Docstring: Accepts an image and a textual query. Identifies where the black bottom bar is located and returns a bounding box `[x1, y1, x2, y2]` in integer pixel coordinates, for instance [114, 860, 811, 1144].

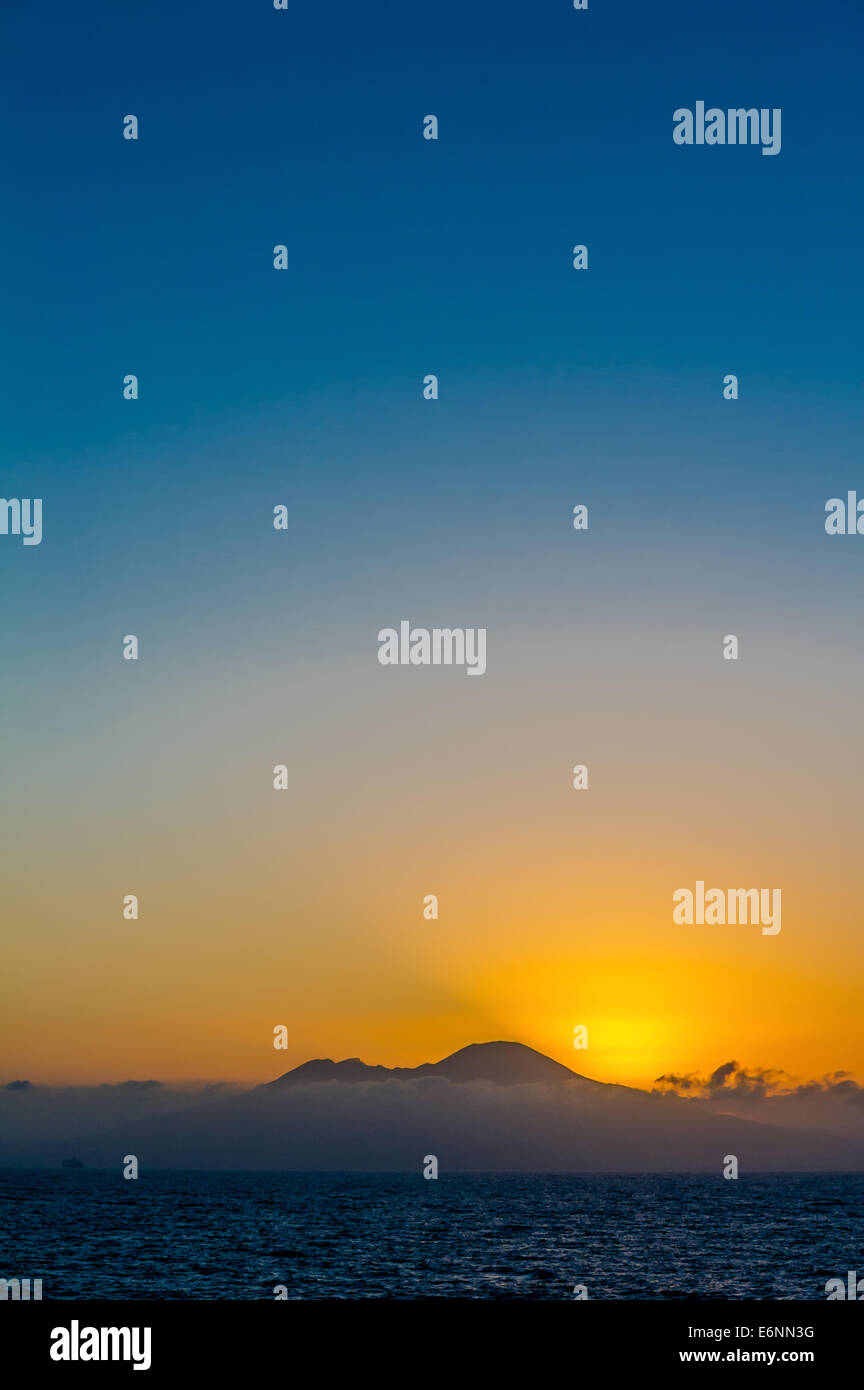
[8, 1300, 857, 1377]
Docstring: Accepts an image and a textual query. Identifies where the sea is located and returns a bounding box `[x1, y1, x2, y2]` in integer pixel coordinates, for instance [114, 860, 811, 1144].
[2, 1170, 861, 1300]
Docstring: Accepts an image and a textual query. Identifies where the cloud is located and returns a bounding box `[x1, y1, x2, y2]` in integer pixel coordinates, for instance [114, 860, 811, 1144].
[653, 1072, 701, 1091]
[98, 1079, 162, 1091]
[653, 1062, 864, 1104]
[27, 1074, 864, 1172]
[0, 1080, 239, 1148]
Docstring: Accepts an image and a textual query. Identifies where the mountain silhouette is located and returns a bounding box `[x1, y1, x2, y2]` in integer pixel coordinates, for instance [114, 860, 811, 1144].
[5, 1040, 864, 1172]
[268, 1041, 589, 1088]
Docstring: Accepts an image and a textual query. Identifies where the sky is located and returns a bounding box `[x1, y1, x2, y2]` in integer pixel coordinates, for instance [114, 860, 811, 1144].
[2, 0, 863, 1089]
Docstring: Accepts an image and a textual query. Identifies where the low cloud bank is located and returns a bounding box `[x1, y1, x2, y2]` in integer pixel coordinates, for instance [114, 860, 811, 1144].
[0, 1080, 236, 1147]
[4, 1073, 863, 1172]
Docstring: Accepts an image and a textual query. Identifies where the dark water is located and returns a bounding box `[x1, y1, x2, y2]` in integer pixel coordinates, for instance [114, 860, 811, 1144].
[2, 1170, 862, 1300]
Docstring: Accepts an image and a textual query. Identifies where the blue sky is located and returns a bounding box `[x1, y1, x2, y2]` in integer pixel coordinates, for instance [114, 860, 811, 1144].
[4, 0, 863, 780]
[3, 0, 862, 669]
[5, 0, 862, 456]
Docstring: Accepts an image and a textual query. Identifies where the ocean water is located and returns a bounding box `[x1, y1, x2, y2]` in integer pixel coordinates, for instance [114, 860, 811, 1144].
[2, 1170, 861, 1300]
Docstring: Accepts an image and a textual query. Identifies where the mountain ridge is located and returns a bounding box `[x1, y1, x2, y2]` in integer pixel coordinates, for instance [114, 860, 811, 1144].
[265, 1040, 593, 1089]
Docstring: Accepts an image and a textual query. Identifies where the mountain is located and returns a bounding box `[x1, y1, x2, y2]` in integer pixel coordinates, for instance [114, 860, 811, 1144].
[267, 1041, 588, 1088]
